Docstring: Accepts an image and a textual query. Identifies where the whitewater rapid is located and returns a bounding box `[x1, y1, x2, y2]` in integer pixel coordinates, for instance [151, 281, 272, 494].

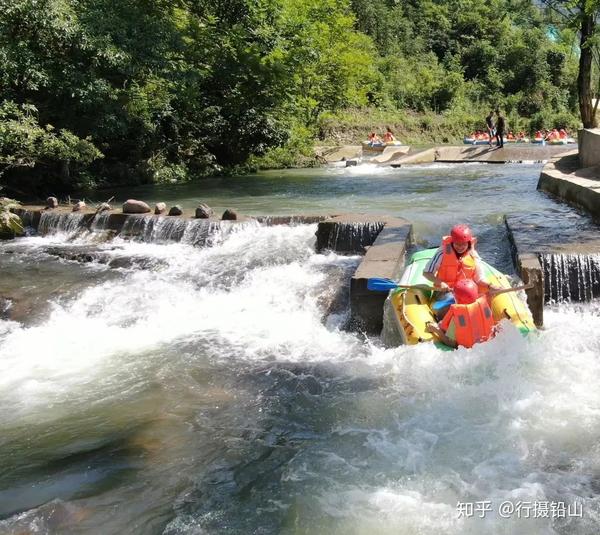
[1, 222, 599, 534]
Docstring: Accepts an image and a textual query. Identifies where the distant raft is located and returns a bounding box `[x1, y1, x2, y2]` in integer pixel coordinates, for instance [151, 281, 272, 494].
[362, 140, 403, 153]
[532, 137, 577, 145]
[382, 248, 536, 350]
[463, 137, 530, 145]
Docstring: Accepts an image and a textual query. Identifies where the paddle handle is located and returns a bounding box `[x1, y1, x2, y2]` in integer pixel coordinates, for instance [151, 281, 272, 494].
[366, 278, 435, 293]
[489, 284, 533, 296]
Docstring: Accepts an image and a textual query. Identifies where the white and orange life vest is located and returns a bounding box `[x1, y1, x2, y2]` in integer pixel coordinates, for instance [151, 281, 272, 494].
[436, 235, 479, 288]
[440, 296, 495, 348]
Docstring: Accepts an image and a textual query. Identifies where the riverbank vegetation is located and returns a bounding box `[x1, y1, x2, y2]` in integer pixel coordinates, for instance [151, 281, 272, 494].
[0, 0, 597, 194]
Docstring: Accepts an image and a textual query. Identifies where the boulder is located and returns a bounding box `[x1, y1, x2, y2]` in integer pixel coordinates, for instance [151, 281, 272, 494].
[46, 196, 58, 209]
[195, 203, 213, 218]
[72, 201, 86, 212]
[222, 209, 239, 220]
[168, 205, 183, 216]
[123, 199, 151, 214]
[154, 202, 167, 215]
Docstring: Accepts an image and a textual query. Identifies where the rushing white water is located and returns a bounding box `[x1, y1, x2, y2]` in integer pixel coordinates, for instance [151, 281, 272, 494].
[1, 219, 600, 533]
[0, 225, 360, 422]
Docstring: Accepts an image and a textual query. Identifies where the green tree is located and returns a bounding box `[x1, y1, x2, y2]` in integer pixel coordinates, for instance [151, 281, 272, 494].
[539, 0, 600, 127]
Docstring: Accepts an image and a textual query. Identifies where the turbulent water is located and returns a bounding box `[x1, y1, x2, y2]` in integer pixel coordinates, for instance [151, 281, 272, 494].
[1, 164, 600, 534]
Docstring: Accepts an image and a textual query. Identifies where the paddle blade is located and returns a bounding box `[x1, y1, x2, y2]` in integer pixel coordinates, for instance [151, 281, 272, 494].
[432, 294, 455, 311]
[367, 278, 399, 292]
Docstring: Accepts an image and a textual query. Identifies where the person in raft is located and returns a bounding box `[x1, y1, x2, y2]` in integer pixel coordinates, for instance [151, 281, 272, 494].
[422, 224, 501, 318]
[368, 131, 382, 145]
[425, 278, 495, 348]
[383, 127, 396, 143]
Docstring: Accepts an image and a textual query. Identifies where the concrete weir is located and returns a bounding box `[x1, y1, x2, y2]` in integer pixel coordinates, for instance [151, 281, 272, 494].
[505, 212, 600, 326]
[316, 214, 413, 333]
[389, 144, 575, 166]
[10, 206, 412, 334]
[11, 207, 330, 238]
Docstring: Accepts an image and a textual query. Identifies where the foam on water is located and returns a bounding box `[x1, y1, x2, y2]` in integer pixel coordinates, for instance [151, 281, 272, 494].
[0, 224, 363, 425]
[2, 222, 600, 533]
[291, 304, 600, 533]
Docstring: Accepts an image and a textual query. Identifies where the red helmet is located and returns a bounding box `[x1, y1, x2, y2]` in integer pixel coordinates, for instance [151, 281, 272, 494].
[450, 224, 473, 243]
[454, 279, 479, 304]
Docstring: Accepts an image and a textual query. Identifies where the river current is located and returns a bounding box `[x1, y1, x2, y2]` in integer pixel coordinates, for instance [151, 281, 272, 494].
[1, 163, 599, 534]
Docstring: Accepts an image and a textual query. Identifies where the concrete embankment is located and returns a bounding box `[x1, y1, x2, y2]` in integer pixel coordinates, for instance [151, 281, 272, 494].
[538, 129, 600, 219]
[523, 129, 600, 318]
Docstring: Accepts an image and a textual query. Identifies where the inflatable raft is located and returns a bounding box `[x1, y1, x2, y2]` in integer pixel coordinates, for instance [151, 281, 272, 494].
[463, 137, 491, 145]
[383, 249, 536, 350]
[362, 140, 402, 153]
[533, 137, 576, 145]
[464, 137, 530, 145]
[547, 137, 577, 145]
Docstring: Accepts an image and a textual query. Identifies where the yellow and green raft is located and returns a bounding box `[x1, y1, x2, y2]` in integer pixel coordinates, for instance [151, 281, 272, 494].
[382, 249, 536, 350]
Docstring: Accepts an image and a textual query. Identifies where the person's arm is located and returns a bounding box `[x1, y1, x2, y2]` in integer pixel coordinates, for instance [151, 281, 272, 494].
[471, 252, 502, 292]
[422, 249, 451, 291]
[425, 321, 457, 349]
[422, 271, 450, 291]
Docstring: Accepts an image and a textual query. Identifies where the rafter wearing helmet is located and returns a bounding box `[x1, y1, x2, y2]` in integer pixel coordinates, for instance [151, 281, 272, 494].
[425, 279, 496, 349]
[423, 224, 496, 293]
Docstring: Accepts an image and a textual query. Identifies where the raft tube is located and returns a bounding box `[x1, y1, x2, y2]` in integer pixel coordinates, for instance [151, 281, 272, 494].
[382, 248, 536, 350]
[362, 140, 403, 153]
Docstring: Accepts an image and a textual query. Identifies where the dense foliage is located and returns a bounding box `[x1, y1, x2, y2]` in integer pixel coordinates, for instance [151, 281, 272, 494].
[0, 196, 23, 238]
[0, 0, 594, 193]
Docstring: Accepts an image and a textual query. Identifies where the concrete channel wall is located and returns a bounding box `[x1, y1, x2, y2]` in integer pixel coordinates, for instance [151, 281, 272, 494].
[578, 128, 600, 168]
[384, 144, 575, 166]
[315, 214, 413, 333]
[504, 216, 545, 327]
[537, 132, 600, 219]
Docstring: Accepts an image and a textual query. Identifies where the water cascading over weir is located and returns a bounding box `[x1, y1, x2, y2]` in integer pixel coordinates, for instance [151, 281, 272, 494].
[539, 253, 600, 303]
[505, 211, 600, 323]
[10, 207, 413, 333]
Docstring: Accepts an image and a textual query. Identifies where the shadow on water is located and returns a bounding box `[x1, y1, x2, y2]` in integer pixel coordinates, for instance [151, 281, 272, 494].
[0, 433, 143, 520]
[166, 359, 387, 535]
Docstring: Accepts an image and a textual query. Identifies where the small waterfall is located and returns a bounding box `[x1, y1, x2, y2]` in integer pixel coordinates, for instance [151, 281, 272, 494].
[90, 211, 111, 232]
[316, 221, 385, 254]
[24, 209, 308, 249]
[180, 220, 224, 246]
[117, 216, 257, 246]
[37, 212, 88, 236]
[180, 219, 259, 247]
[150, 217, 188, 242]
[119, 215, 154, 240]
[540, 252, 600, 302]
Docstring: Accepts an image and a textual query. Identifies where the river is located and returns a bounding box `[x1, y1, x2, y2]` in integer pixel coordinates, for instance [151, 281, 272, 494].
[1, 163, 599, 534]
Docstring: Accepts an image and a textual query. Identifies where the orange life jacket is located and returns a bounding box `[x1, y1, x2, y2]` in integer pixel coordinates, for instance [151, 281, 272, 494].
[436, 235, 478, 288]
[440, 296, 495, 348]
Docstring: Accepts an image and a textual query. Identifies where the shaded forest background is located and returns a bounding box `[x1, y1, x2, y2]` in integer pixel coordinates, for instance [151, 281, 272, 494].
[0, 0, 592, 195]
